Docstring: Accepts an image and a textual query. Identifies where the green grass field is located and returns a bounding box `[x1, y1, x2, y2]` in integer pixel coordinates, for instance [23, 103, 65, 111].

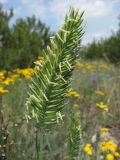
[0, 60, 120, 160]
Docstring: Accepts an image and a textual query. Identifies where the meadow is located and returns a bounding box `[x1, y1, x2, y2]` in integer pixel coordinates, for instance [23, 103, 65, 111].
[0, 7, 120, 160]
[0, 59, 120, 160]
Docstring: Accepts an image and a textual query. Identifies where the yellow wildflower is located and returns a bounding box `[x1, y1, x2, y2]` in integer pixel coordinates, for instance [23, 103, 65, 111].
[100, 128, 109, 137]
[96, 102, 109, 111]
[100, 128, 109, 133]
[37, 56, 44, 61]
[15, 68, 34, 80]
[11, 74, 20, 79]
[101, 140, 117, 152]
[85, 64, 93, 70]
[83, 143, 93, 156]
[76, 60, 84, 68]
[65, 89, 80, 98]
[0, 71, 5, 80]
[0, 86, 8, 93]
[114, 152, 120, 158]
[34, 56, 45, 64]
[106, 154, 114, 160]
[2, 73, 20, 85]
[2, 77, 15, 85]
[96, 90, 105, 96]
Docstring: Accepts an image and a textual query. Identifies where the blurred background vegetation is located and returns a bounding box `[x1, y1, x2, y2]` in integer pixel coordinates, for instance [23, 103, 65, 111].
[0, 4, 52, 70]
[0, 4, 120, 70]
[0, 4, 120, 160]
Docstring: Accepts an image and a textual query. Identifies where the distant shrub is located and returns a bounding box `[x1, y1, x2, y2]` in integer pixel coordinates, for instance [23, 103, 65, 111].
[81, 33, 120, 64]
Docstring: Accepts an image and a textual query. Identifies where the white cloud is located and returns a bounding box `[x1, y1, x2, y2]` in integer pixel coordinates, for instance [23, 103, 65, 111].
[92, 31, 106, 39]
[21, 0, 30, 4]
[26, 2, 46, 17]
[113, 0, 120, 3]
[21, 0, 44, 4]
[0, 0, 7, 3]
[81, 0, 112, 18]
[14, 0, 47, 19]
[49, 0, 113, 20]
[13, 0, 114, 22]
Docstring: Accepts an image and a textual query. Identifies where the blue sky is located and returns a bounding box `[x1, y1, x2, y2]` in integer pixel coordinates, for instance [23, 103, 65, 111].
[1, 0, 120, 44]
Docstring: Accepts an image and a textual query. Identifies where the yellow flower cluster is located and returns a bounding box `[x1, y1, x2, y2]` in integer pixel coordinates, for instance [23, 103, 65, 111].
[100, 127, 120, 159]
[100, 127, 109, 133]
[34, 56, 45, 65]
[0, 71, 5, 81]
[76, 60, 84, 68]
[96, 90, 105, 96]
[106, 153, 114, 160]
[76, 61, 94, 71]
[106, 152, 120, 160]
[85, 64, 94, 70]
[76, 60, 112, 72]
[83, 143, 93, 156]
[96, 102, 109, 111]
[37, 56, 44, 61]
[14, 68, 35, 80]
[65, 89, 80, 98]
[0, 68, 36, 94]
[101, 140, 117, 152]
[0, 86, 8, 93]
[2, 74, 20, 85]
[83, 136, 120, 159]
[0, 56, 43, 95]
[114, 152, 120, 158]
[100, 127, 110, 137]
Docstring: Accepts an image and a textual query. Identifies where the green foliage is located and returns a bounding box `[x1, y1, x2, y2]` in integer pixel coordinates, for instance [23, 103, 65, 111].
[104, 34, 120, 63]
[1, 61, 120, 159]
[68, 111, 81, 160]
[80, 40, 104, 59]
[26, 8, 84, 130]
[0, 4, 52, 70]
[81, 16, 120, 64]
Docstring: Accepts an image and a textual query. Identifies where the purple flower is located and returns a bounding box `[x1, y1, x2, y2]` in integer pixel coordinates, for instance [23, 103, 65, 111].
[90, 74, 98, 85]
